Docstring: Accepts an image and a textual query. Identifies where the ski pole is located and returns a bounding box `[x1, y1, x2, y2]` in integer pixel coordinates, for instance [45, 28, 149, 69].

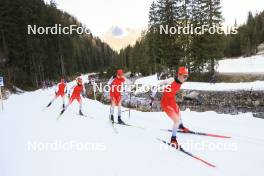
[0, 86, 3, 111]
[128, 91, 132, 119]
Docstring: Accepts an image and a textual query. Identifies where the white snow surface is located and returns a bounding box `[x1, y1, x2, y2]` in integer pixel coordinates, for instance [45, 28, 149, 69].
[182, 81, 264, 91]
[217, 54, 264, 73]
[1, 86, 264, 176]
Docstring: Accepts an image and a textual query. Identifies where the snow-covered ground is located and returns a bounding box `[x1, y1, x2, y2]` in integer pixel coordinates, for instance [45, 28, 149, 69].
[134, 54, 264, 93]
[134, 74, 264, 92]
[182, 81, 264, 91]
[1, 86, 264, 176]
[217, 54, 264, 73]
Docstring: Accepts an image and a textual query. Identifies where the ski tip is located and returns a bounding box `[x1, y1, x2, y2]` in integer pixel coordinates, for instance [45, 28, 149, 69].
[193, 155, 216, 168]
[179, 146, 217, 168]
[57, 112, 64, 120]
[156, 138, 166, 144]
[158, 138, 217, 168]
[207, 134, 232, 139]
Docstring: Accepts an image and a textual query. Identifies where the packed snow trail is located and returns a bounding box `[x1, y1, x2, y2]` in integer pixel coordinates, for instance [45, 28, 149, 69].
[0, 87, 264, 176]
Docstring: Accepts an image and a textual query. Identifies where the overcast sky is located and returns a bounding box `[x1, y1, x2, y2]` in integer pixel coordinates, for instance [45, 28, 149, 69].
[45, 0, 264, 36]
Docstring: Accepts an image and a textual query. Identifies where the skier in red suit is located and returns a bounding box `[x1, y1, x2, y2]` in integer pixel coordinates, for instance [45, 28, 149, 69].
[152, 67, 190, 148]
[108, 69, 131, 124]
[46, 78, 67, 108]
[60, 77, 86, 116]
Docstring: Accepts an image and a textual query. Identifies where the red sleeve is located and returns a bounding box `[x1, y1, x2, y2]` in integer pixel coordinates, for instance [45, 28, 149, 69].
[121, 77, 125, 83]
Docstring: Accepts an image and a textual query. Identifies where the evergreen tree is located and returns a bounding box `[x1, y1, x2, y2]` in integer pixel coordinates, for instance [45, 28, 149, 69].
[156, 0, 184, 71]
[191, 0, 224, 75]
[148, 1, 160, 73]
[0, 0, 117, 89]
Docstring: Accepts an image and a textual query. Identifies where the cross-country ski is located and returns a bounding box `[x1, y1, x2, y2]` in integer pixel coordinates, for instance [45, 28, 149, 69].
[161, 129, 231, 139]
[1, 0, 264, 176]
[157, 138, 216, 168]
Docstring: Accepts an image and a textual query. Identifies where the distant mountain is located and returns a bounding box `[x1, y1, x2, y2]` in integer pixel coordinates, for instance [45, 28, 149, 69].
[101, 26, 144, 51]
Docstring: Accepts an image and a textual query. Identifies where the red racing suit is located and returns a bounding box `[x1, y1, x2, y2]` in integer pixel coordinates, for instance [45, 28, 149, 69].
[56, 82, 67, 97]
[109, 76, 125, 105]
[161, 78, 182, 120]
[69, 84, 84, 104]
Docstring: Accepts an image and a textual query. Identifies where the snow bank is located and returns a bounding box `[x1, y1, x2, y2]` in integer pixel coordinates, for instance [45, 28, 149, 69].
[182, 81, 264, 91]
[218, 54, 264, 73]
[134, 74, 264, 91]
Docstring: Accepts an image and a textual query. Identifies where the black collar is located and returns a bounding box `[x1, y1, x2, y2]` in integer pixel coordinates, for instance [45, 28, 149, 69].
[174, 77, 182, 84]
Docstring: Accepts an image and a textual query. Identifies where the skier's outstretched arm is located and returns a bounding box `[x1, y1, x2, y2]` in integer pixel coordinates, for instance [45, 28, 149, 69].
[151, 77, 174, 98]
[157, 77, 174, 87]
